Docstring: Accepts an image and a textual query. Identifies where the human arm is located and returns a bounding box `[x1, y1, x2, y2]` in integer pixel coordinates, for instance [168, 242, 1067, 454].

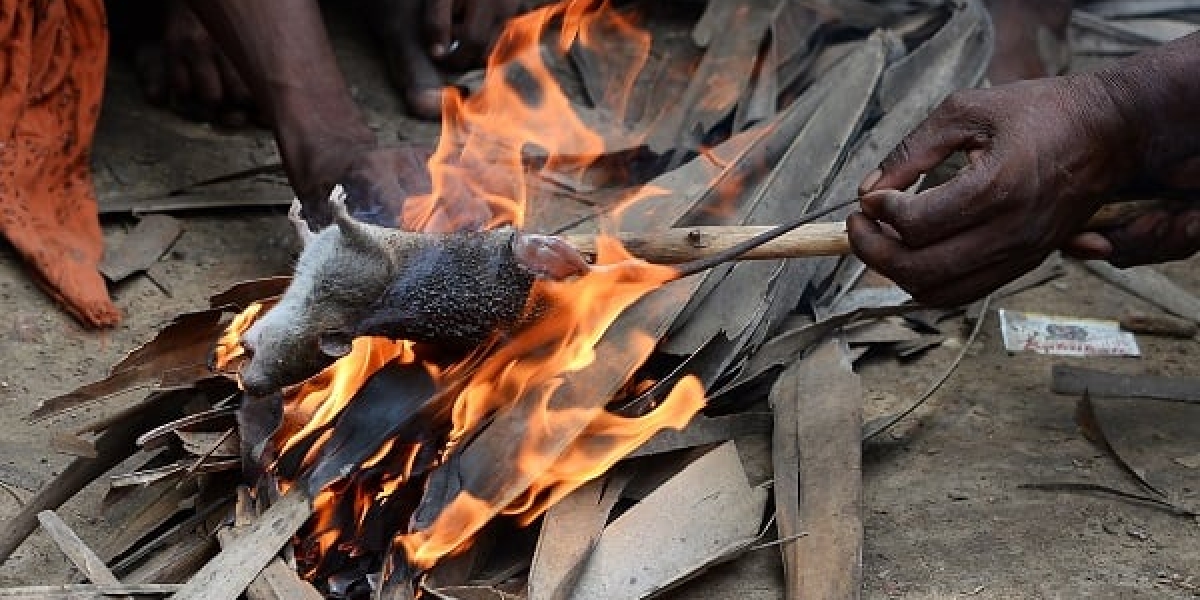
[184, 0, 427, 229]
[847, 32, 1200, 306]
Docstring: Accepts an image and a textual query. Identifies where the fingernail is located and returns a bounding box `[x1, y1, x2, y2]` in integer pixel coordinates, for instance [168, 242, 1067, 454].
[859, 190, 889, 217]
[861, 169, 882, 193]
[1067, 233, 1111, 260]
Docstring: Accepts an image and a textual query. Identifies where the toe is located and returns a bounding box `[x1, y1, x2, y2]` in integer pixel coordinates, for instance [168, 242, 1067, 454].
[406, 86, 444, 121]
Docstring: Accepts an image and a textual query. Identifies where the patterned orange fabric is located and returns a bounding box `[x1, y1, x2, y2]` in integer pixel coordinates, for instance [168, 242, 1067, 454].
[1, 0, 118, 327]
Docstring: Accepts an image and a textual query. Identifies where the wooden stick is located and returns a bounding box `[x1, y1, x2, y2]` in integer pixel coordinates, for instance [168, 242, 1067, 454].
[36, 511, 124, 592]
[560, 200, 1171, 265]
[561, 222, 848, 264]
[216, 487, 323, 600]
[123, 534, 217, 588]
[244, 560, 324, 600]
[0, 583, 180, 598]
[1085, 260, 1200, 323]
[0, 404, 176, 564]
[1119, 310, 1198, 338]
[1052, 365, 1200, 405]
[171, 488, 313, 600]
[770, 339, 864, 599]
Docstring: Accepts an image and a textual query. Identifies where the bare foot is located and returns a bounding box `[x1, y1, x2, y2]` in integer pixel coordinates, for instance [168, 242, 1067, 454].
[365, 0, 447, 121]
[985, 0, 1073, 84]
[135, 0, 258, 126]
[364, 0, 524, 121]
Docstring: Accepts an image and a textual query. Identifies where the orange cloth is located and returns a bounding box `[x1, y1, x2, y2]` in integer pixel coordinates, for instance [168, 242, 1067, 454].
[0, 0, 118, 327]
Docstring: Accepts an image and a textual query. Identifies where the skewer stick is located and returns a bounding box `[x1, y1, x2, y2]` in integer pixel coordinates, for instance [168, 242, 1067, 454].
[562, 222, 849, 263]
[561, 200, 1171, 265]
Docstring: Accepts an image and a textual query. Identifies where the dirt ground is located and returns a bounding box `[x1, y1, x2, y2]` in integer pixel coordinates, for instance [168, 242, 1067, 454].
[0, 7, 1197, 599]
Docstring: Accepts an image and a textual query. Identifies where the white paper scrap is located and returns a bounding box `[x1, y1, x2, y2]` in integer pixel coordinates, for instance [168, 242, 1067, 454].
[998, 309, 1140, 357]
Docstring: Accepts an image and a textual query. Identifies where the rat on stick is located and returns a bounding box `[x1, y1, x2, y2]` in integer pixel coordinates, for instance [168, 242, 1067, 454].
[234, 186, 857, 397]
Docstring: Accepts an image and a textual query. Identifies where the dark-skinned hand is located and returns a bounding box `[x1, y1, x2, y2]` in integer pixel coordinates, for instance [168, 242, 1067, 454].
[292, 143, 493, 233]
[847, 75, 1141, 307]
[1066, 208, 1200, 267]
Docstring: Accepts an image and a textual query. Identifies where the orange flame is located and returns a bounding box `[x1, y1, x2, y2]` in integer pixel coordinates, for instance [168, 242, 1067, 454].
[218, 0, 710, 584]
[212, 301, 266, 373]
[444, 237, 677, 445]
[404, 4, 625, 232]
[398, 374, 704, 568]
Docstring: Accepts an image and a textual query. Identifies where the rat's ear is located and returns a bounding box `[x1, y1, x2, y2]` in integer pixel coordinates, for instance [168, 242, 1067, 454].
[318, 330, 355, 359]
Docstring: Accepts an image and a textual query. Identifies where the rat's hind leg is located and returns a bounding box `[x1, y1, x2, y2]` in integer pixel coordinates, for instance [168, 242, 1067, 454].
[289, 198, 316, 247]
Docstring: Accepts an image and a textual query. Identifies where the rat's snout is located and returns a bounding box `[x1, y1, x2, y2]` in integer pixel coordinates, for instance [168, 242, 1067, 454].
[236, 329, 271, 396]
[240, 369, 272, 398]
[239, 330, 259, 360]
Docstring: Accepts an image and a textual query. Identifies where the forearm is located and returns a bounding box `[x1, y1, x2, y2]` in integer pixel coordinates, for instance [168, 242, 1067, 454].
[1092, 32, 1200, 192]
[184, 0, 375, 184]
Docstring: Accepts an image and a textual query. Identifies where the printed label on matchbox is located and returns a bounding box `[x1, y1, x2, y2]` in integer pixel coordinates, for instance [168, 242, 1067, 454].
[997, 309, 1140, 357]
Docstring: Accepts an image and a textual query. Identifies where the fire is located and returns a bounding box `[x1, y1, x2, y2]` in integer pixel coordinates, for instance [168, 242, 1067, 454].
[393, 373, 706, 571]
[217, 0, 710, 590]
[212, 301, 266, 373]
[401, 1, 646, 233]
[443, 238, 678, 445]
[506, 372, 706, 523]
[273, 337, 418, 459]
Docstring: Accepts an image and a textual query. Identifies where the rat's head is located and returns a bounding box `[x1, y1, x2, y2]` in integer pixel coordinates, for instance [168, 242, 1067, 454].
[238, 294, 346, 397]
[236, 187, 428, 396]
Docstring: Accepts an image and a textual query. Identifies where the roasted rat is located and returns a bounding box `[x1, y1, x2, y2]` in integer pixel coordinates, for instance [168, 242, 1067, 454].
[237, 187, 588, 396]
[236, 186, 855, 396]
